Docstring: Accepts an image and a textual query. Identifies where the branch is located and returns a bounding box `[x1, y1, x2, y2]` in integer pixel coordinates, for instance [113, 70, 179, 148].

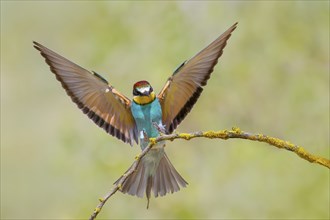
[89, 127, 330, 220]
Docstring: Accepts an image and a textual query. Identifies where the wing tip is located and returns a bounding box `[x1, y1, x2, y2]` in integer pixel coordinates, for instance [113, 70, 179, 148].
[231, 22, 238, 30]
[33, 41, 42, 51]
[224, 22, 238, 38]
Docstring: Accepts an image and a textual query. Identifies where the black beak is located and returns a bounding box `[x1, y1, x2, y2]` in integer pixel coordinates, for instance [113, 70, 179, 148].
[142, 91, 150, 96]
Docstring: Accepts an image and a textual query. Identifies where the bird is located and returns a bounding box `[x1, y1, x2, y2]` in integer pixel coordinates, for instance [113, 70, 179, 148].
[33, 22, 237, 208]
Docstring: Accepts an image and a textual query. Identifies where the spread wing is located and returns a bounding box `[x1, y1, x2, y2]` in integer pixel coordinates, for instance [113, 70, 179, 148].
[33, 42, 138, 145]
[158, 22, 237, 133]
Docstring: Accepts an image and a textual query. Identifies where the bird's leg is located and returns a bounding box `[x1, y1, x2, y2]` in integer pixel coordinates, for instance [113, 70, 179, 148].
[140, 130, 149, 142]
[152, 121, 166, 135]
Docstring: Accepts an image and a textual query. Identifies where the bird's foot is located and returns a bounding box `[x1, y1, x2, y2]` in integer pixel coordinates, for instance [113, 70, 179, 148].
[152, 122, 167, 135]
[140, 130, 149, 142]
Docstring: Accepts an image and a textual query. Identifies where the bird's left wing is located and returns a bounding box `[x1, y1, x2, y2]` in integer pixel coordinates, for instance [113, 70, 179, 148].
[158, 23, 237, 133]
[34, 42, 138, 145]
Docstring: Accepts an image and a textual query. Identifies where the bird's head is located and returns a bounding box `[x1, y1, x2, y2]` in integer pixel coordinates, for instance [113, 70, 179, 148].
[132, 80, 156, 105]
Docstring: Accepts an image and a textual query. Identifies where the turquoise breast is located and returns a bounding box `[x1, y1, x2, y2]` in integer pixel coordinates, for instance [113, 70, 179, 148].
[131, 98, 163, 149]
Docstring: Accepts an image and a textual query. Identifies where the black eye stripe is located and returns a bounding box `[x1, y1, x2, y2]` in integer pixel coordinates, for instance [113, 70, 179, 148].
[133, 88, 140, 96]
[132, 85, 153, 96]
[133, 88, 144, 96]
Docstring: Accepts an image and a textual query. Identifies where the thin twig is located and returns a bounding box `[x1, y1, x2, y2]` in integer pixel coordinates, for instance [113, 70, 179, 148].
[89, 141, 155, 220]
[89, 127, 330, 220]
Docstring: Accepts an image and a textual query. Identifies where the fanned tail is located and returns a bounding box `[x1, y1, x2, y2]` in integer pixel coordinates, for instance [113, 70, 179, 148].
[114, 152, 188, 208]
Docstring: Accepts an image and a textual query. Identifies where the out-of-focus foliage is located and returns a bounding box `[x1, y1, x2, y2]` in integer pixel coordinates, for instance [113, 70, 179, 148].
[1, 1, 329, 219]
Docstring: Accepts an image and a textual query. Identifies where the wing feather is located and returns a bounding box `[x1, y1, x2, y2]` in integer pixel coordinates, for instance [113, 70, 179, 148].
[34, 41, 138, 145]
[158, 23, 237, 133]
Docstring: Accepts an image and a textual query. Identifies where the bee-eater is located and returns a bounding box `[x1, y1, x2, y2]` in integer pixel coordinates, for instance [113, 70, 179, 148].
[34, 22, 237, 207]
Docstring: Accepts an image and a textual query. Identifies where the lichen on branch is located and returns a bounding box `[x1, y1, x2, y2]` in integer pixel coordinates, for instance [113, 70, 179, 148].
[89, 127, 329, 220]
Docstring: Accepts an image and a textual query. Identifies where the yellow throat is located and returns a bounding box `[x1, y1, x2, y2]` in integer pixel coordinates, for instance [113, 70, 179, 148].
[133, 92, 156, 105]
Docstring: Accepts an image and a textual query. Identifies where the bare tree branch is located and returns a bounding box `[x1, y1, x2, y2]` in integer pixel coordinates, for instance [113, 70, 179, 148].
[89, 127, 330, 220]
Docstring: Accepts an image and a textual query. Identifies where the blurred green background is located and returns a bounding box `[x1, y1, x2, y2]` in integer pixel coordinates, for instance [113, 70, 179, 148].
[1, 1, 329, 219]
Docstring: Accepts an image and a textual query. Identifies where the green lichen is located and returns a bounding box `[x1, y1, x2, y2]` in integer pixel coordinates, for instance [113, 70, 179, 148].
[203, 131, 217, 138]
[231, 126, 241, 134]
[149, 137, 157, 145]
[178, 133, 193, 140]
[94, 207, 101, 214]
[118, 184, 123, 191]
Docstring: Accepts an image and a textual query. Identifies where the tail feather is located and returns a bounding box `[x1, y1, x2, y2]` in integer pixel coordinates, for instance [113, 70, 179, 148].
[120, 161, 145, 198]
[146, 176, 153, 209]
[115, 152, 187, 207]
[136, 166, 146, 197]
[162, 153, 187, 193]
[156, 159, 166, 196]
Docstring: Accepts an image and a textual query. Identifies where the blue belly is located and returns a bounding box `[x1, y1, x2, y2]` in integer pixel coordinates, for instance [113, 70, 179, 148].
[131, 98, 163, 149]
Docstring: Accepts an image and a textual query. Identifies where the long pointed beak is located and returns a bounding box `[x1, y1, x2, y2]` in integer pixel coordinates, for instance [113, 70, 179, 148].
[142, 91, 150, 96]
